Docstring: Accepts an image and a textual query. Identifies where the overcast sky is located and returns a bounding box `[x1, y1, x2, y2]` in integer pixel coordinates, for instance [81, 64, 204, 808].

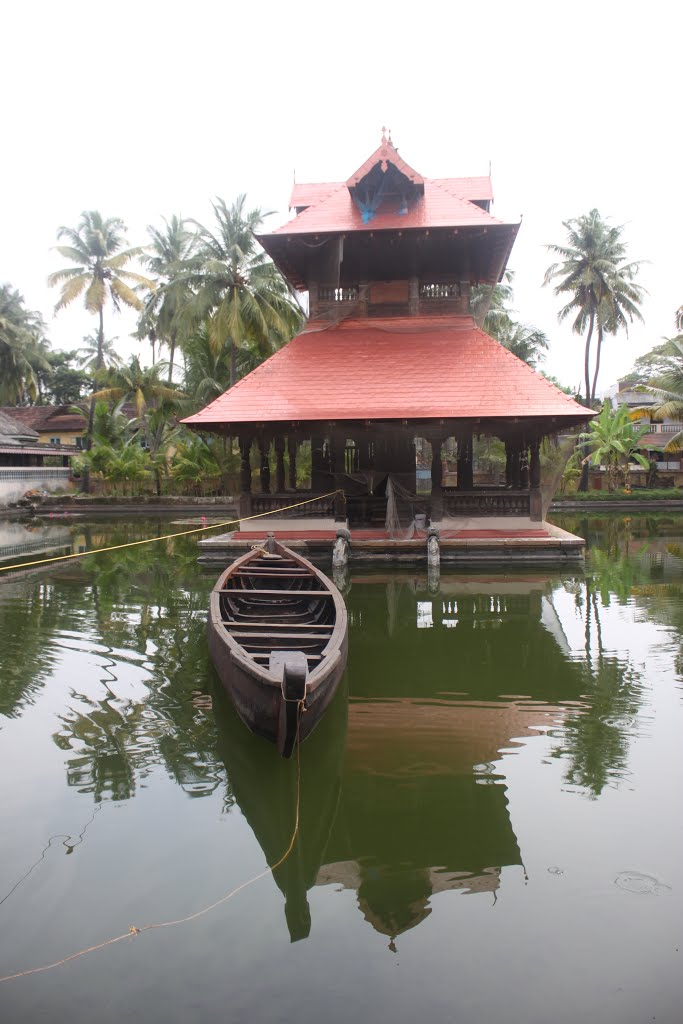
[3, 0, 680, 394]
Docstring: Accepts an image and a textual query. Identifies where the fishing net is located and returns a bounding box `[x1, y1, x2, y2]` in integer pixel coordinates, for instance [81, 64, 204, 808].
[384, 476, 427, 539]
[540, 430, 581, 520]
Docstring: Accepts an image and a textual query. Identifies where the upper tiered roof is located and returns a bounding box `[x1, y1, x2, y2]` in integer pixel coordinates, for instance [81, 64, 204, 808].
[258, 131, 518, 289]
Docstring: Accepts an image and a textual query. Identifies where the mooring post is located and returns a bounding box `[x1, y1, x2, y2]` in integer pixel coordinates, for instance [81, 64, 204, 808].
[332, 526, 350, 569]
[427, 524, 440, 593]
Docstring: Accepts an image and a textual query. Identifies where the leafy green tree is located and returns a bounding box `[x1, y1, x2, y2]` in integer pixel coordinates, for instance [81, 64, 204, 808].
[544, 209, 645, 406]
[177, 195, 303, 387]
[170, 433, 223, 495]
[34, 349, 91, 405]
[138, 215, 197, 381]
[572, 400, 650, 491]
[620, 336, 683, 389]
[0, 283, 50, 403]
[639, 335, 683, 451]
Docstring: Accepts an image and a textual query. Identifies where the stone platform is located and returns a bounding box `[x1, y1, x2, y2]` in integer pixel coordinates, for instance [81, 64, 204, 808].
[197, 516, 584, 568]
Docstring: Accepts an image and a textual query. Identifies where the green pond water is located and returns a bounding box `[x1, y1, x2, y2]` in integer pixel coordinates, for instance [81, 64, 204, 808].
[0, 514, 682, 1023]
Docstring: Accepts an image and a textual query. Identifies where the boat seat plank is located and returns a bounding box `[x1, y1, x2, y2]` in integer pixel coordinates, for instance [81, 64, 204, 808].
[225, 626, 331, 634]
[222, 622, 333, 630]
[232, 576, 313, 582]
[221, 589, 331, 597]
[250, 653, 323, 662]
[221, 620, 333, 630]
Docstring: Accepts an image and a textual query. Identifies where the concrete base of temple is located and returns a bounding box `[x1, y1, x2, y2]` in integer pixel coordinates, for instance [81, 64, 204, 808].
[197, 517, 584, 568]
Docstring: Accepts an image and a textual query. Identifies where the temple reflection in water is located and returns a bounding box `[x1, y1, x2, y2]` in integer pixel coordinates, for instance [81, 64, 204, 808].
[218, 572, 594, 944]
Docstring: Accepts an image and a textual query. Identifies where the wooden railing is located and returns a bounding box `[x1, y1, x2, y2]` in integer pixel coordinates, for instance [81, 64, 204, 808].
[443, 489, 530, 517]
[419, 282, 459, 300]
[249, 492, 337, 519]
[319, 286, 359, 303]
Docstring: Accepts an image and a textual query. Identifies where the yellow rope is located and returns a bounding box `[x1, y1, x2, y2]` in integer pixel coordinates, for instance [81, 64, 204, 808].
[0, 702, 305, 984]
[0, 491, 341, 576]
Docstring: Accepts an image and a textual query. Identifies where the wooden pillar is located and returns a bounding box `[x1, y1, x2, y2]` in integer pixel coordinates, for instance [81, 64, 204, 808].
[287, 435, 297, 490]
[330, 431, 347, 522]
[519, 440, 530, 489]
[274, 435, 285, 493]
[457, 434, 473, 490]
[239, 433, 253, 518]
[505, 440, 514, 488]
[529, 439, 542, 521]
[409, 276, 419, 316]
[239, 434, 252, 493]
[430, 435, 443, 520]
[309, 282, 319, 319]
[311, 433, 327, 491]
[258, 436, 271, 494]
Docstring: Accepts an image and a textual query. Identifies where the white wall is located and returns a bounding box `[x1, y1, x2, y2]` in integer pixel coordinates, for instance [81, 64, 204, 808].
[0, 467, 74, 505]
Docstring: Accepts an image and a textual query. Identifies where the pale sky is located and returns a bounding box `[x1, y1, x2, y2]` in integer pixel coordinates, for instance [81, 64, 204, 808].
[3, 0, 680, 394]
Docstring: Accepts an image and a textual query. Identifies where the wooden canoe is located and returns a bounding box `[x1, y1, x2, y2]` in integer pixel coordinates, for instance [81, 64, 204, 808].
[207, 538, 348, 757]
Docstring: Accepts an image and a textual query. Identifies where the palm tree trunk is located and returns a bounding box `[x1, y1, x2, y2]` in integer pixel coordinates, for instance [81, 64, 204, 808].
[584, 313, 594, 406]
[578, 314, 596, 492]
[590, 324, 604, 404]
[230, 342, 236, 389]
[168, 330, 176, 384]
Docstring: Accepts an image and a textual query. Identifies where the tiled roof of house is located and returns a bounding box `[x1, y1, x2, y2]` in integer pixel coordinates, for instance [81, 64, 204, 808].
[0, 405, 86, 432]
[183, 317, 589, 428]
[0, 411, 40, 443]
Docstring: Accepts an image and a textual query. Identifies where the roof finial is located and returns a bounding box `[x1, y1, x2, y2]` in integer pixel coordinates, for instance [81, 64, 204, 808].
[387, 128, 393, 147]
[381, 126, 388, 144]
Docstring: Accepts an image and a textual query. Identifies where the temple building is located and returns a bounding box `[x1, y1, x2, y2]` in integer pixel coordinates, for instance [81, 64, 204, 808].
[185, 132, 590, 552]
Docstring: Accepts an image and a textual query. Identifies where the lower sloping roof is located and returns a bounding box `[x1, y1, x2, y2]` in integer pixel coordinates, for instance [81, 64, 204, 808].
[0, 410, 40, 443]
[182, 316, 590, 429]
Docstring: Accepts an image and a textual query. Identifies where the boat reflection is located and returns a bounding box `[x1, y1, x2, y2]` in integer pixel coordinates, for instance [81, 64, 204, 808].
[212, 678, 348, 942]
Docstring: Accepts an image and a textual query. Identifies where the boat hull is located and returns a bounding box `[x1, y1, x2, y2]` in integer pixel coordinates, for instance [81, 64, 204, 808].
[207, 542, 348, 751]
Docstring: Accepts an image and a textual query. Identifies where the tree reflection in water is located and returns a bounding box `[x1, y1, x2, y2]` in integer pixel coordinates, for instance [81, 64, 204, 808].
[1, 514, 681, 947]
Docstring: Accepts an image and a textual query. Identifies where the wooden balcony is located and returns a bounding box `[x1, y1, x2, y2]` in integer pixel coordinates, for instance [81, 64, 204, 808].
[443, 490, 531, 517]
[310, 279, 468, 320]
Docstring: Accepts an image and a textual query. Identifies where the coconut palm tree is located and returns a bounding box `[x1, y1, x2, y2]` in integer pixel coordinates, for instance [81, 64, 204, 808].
[48, 213, 152, 489]
[76, 332, 123, 377]
[93, 355, 185, 421]
[177, 195, 304, 387]
[0, 284, 50, 403]
[497, 322, 549, 368]
[545, 210, 645, 406]
[48, 212, 151, 373]
[138, 216, 197, 382]
[591, 264, 646, 403]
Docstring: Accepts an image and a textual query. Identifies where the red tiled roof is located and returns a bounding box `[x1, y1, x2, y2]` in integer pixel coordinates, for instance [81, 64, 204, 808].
[289, 182, 341, 209]
[269, 179, 500, 237]
[183, 317, 590, 427]
[289, 176, 493, 213]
